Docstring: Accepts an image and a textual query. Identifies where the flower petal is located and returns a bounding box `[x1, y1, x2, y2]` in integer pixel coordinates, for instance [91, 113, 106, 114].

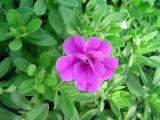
[102, 56, 118, 69]
[101, 68, 115, 80]
[63, 34, 85, 55]
[73, 62, 88, 90]
[74, 53, 95, 71]
[86, 37, 112, 55]
[56, 55, 78, 81]
[73, 62, 100, 92]
[88, 50, 106, 61]
[74, 53, 88, 63]
[101, 56, 118, 80]
[86, 79, 100, 92]
[92, 61, 106, 76]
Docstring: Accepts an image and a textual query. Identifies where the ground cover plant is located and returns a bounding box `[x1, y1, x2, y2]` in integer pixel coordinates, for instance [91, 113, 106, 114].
[0, 0, 160, 120]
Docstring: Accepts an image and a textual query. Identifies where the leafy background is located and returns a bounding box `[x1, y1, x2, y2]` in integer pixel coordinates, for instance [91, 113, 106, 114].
[0, 0, 160, 120]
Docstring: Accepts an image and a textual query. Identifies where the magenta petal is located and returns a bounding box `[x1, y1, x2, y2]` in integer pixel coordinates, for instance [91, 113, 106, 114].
[86, 37, 112, 55]
[92, 61, 105, 76]
[102, 56, 118, 69]
[86, 37, 101, 51]
[73, 62, 88, 90]
[73, 62, 100, 92]
[74, 53, 88, 63]
[56, 55, 78, 81]
[101, 68, 115, 80]
[99, 41, 112, 55]
[88, 50, 106, 60]
[75, 80, 87, 91]
[101, 56, 118, 80]
[74, 53, 95, 71]
[86, 80, 100, 92]
[86, 73, 100, 92]
[63, 34, 85, 55]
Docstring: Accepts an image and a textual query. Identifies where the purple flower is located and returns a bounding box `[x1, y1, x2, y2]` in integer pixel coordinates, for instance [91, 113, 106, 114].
[56, 35, 118, 92]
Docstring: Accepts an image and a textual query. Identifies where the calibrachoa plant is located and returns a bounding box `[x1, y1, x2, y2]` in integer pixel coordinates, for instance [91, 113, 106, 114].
[0, 0, 160, 120]
[56, 35, 118, 92]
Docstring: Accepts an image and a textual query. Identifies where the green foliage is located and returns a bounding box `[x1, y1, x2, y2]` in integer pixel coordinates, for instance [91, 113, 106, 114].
[0, 57, 11, 78]
[0, 0, 160, 119]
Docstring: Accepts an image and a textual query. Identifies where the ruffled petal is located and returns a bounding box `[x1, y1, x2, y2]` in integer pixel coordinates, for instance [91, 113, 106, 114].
[74, 53, 88, 63]
[86, 79, 100, 92]
[73, 62, 100, 92]
[92, 61, 106, 76]
[63, 34, 85, 55]
[88, 50, 106, 61]
[101, 56, 118, 80]
[56, 55, 78, 81]
[102, 56, 118, 69]
[101, 68, 115, 80]
[86, 37, 101, 51]
[74, 53, 95, 71]
[86, 37, 112, 55]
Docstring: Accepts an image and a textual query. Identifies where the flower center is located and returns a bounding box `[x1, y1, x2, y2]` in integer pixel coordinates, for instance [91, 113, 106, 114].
[85, 54, 92, 60]
[82, 54, 94, 64]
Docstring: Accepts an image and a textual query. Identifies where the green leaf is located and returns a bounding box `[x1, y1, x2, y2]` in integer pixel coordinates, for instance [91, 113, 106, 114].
[75, 92, 97, 102]
[39, 52, 51, 70]
[19, 78, 35, 94]
[26, 104, 49, 120]
[141, 39, 160, 54]
[107, 75, 127, 93]
[86, 0, 96, 12]
[0, 87, 3, 94]
[20, 0, 33, 7]
[35, 83, 45, 94]
[0, 28, 9, 41]
[2, 0, 14, 10]
[27, 64, 37, 77]
[100, 12, 127, 27]
[153, 68, 160, 86]
[81, 109, 98, 120]
[6, 9, 22, 27]
[62, 83, 79, 97]
[58, 92, 78, 119]
[111, 91, 132, 108]
[5, 85, 16, 93]
[108, 98, 121, 118]
[141, 31, 158, 42]
[0, 57, 11, 78]
[47, 111, 62, 120]
[138, 55, 160, 68]
[138, 65, 153, 91]
[9, 38, 22, 51]
[57, 0, 79, 7]
[26, 18, 42, 33]
[48, 7, 64, 33]
[26, 33, 56, 46]
[124, 104, 137, 120]
[0, 108, 20, 120]
[13, 58, 31, 72]
[18, 7, 34, 24]
[34, 0, 47, 15]
[126, 73, 144, 97]
[93, 4, 107, 28]
[143, 104, 152, 120]
[44, 74, 56, 86]
[148, 94, 160, 113]
[127, 7, 142, 19]
[0, 93, 19, 109]
[11, 91, 31, 110]
[43, 87, 55, 101]
[149, 56, 160, 67]
[59, 6, 79, 30]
